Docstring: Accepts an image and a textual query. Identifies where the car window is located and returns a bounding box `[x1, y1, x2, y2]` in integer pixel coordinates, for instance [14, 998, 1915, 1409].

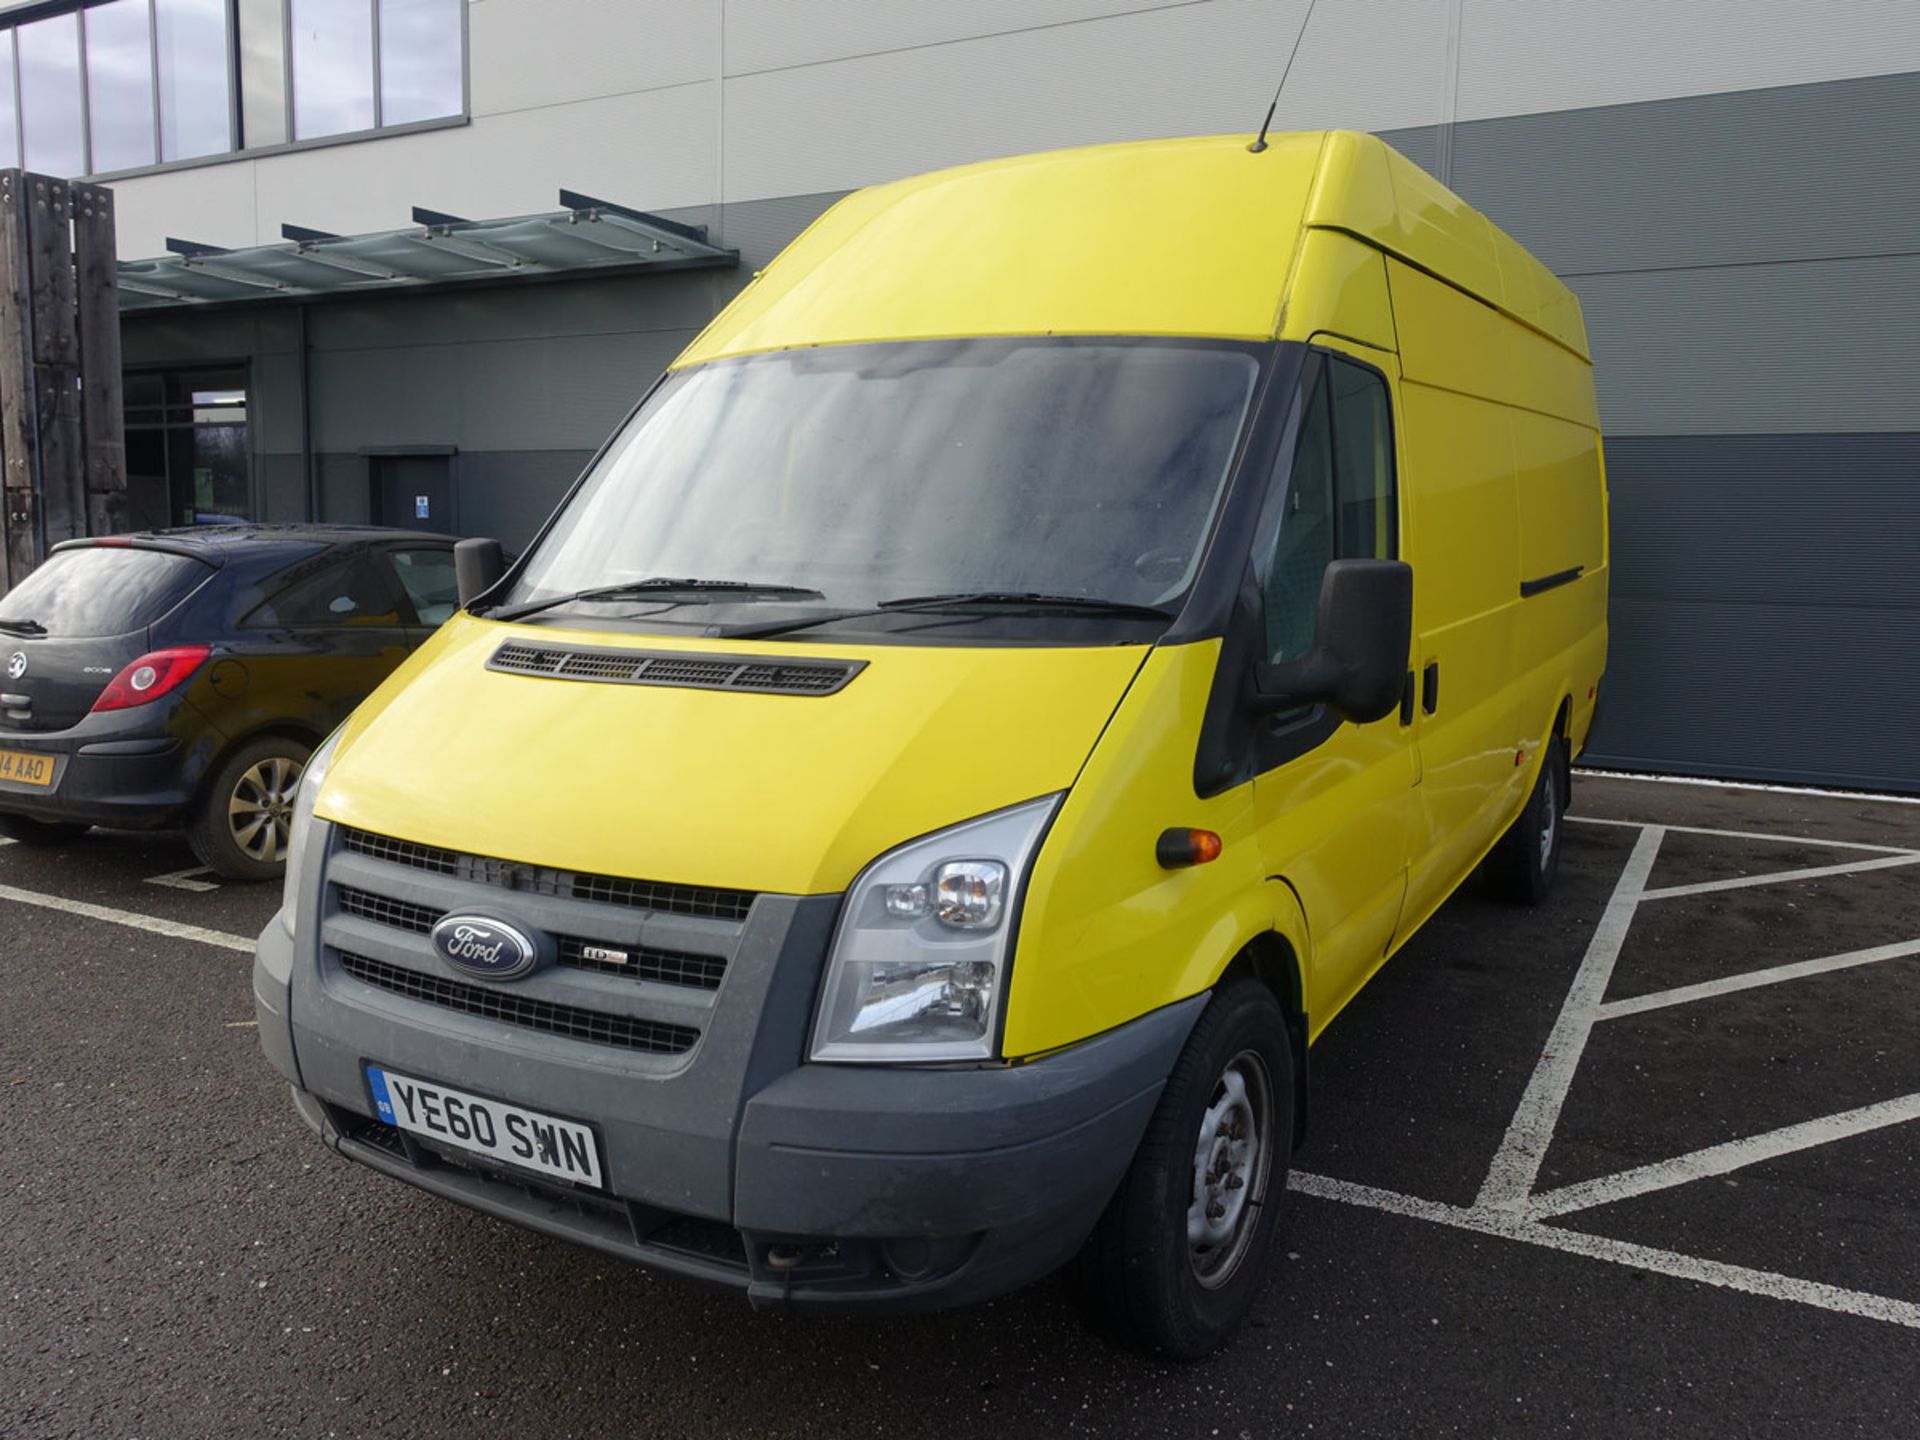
[1256, 355, 1400, 666]
[1329, 357, 1397, 561]
[247, 554, 405, 628]
[0, 547, 210, 638]
[1259, 368, 1334, 664]
[389, 548, 460, 626]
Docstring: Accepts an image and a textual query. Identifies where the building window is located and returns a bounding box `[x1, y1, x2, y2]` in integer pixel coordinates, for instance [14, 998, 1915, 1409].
[83, 0, 157, 173]
[17, 11, 85, 178]
[156, 0, 235, 161]
[124, 367, 251, 529]
[290, 0, 374, 139]
[0, 0, 465, 180]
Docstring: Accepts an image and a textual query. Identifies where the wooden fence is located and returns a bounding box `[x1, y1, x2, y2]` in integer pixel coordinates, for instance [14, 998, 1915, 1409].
[0, 170, 124, 592]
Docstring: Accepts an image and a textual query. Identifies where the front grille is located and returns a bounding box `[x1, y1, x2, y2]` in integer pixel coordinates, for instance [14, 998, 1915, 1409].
[335, 885, 728, 991]
[556, 937, 726, 989]
[339, 828, 756, 922]
[343, 828, 459, 876]
[488, 641, 864, 698]
[337, 887, 435, 933]
[338, 952, 700, 1054]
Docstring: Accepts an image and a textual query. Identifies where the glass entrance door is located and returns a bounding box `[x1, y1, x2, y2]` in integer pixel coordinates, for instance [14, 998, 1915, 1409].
[123, 367, 251, 528]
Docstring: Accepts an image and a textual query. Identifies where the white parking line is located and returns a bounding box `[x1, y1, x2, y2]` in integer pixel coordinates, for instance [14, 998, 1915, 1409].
[1597, 939, 1920, 1019]
[1641, 853, 1920, 900]
[1524, 1093, 1920, 1220]
[1290, 1170, 1920, 1330]
[0, 881, 253, 952]
[1575, 768, 1920, 806]
[145, 865, 221, 893]
[1315, 811, 1920, 1331]
[1569, 814, 1920, 857]
[1476, 825, 1665, 1211]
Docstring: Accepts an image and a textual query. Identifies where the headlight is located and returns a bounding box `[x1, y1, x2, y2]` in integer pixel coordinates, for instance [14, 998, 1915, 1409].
[280, 728, 342, 938]
[810, 795, 1059, 1064]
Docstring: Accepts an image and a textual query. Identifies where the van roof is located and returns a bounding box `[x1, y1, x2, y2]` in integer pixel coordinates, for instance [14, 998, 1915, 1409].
[676, 131, 1589, 369]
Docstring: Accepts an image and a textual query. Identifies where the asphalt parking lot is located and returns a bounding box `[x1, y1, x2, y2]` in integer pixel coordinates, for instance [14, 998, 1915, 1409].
[3, 775, 1917, 1438]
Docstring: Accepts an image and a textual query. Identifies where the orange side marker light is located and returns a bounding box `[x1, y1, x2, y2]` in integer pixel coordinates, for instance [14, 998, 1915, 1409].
[1156, 828, 1223, 869]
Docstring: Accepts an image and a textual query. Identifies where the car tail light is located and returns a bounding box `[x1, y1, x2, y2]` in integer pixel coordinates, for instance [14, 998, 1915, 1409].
[90, 646, 210, 712]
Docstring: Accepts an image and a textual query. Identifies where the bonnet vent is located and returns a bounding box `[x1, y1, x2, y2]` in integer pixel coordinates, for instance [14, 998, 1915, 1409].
[489, 642, 864, 696]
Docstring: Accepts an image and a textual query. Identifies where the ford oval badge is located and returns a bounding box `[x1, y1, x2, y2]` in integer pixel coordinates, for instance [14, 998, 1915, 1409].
[430, 914, 540, 980]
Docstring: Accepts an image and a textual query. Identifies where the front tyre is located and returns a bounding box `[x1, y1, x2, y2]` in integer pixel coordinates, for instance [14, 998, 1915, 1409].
[1074, 979, 1295, 1359]
[189, 736, 312, 881]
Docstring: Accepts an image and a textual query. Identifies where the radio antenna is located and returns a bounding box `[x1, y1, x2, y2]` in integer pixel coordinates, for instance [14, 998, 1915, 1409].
[1248, 0, 1319, 153]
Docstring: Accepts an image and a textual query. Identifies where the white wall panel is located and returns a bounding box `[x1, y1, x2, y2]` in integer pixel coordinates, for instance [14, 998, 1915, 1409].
[469, 0, 715, 116]
[723, 0, 1181, 75]
[722, 0, 1451, 202]
[1457, 0, 1920, 121]
[246, 84, 718, 255]
[110, 156, 260, 258]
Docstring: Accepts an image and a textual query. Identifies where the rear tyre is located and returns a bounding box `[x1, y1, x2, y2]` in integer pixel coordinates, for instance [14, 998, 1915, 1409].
[1488, 734, 1566, 905]
[0, 813, 90, 845]
[1073, 979, 1294, 1360]
[189, 736, 312, 882]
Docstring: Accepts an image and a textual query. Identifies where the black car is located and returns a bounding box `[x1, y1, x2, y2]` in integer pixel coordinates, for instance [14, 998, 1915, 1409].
[0, 526, 459, 879]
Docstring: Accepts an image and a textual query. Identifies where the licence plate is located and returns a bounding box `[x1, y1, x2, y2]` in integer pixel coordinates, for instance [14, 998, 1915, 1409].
[365, 1065, 603, 1188]
[0, 748, 54, 788]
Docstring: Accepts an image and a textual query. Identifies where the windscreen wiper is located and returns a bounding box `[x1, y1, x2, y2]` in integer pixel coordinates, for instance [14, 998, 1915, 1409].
[484, 578, 826, 625]
[725, 590, 1175, 640]
[0, 617, 46, 636]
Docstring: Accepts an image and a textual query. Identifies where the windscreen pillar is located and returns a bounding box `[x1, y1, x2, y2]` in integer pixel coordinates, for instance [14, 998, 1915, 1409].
[0, 172, 126, 593]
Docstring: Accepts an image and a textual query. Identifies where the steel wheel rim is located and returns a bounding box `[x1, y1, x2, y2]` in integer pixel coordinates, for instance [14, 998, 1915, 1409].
[1187, 1048, 1275, 1289]
[228, 754, 304, 863]
[1539, 763, 1558, 871]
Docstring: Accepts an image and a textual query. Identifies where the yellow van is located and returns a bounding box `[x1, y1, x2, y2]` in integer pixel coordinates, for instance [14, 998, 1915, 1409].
[254, 131, 1606, 1357]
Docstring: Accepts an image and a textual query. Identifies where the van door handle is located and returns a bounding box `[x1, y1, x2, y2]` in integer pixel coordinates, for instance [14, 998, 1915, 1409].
[1399, 671, 1415, 727]
[1422, 660, 1440, 715]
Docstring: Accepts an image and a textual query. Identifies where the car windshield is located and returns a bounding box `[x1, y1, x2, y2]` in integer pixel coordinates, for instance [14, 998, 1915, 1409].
[505, 338, 1263, 630]
[0, 546, 209, 638]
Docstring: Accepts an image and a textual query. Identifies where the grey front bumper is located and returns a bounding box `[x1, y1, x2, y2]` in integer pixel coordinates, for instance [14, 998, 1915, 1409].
[256, 907, 1204, 1310]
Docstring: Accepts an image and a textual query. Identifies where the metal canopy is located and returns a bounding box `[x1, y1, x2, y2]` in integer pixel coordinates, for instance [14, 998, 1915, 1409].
[118, 191, 737, 312]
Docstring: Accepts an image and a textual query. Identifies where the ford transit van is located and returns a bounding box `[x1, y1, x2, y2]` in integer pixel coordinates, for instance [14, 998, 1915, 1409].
[254, 131, 1607, 1357]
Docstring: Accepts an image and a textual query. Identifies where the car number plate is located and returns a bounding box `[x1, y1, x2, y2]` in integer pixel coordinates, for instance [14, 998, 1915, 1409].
[365, 1065, 603, 1188]
[0, 748, 54, 788]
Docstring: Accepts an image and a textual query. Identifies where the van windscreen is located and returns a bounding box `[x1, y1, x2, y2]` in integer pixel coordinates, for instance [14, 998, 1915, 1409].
[0, 546, 210, 638]
[507, 338, 1262, 627]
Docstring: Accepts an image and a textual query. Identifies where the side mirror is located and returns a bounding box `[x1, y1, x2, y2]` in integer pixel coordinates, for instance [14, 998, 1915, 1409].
[1250, 559, 1412, 724]
[454, 537, 506, 609]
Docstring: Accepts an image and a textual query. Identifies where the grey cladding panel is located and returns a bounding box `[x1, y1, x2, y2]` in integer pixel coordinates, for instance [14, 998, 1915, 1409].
[1607, 435, 1920, 609]
[1585, 596, 1920, 792]
[309, 329, 695, 454]
[1445, 70, 1920, 275]
[454, 450, 596, 549]
[254, 453, 307, 524]
[1589, 431, 1920, 793]
[1574, 253, 1920, 436]
[306, 270, 724, 351]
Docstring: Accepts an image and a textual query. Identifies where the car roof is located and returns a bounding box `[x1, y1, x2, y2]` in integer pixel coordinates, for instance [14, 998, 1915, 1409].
[54, 524, 458, 565]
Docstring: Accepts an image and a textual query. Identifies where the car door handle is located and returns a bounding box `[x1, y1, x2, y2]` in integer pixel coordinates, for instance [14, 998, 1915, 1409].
[1422, 660, 1440, 715]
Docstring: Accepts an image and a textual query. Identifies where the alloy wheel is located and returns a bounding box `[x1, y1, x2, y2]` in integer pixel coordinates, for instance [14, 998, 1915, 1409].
[228, 755, 303, 863]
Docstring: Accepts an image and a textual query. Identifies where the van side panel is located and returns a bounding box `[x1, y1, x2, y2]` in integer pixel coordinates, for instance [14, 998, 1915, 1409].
[1388, 259, 1528, 921]
[1002, 642, 1304, 1059]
